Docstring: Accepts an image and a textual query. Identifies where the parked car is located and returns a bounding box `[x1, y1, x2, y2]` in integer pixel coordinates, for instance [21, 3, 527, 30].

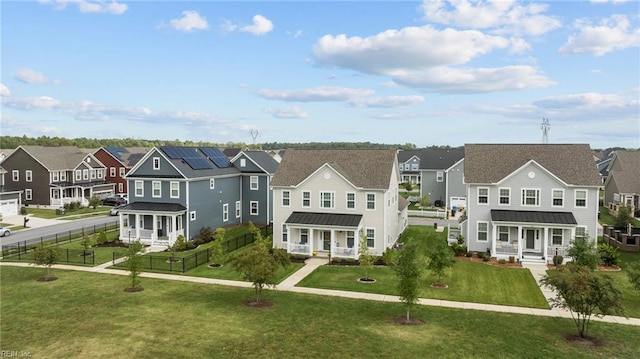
[0, 227, 11, 237]
[102, 196, 126, 206]
[110, 204, 126, 216]
[115, 194, 129, 203]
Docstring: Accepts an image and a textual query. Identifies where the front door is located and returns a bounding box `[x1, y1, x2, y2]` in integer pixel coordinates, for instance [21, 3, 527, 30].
[323, 231, 331, 251]
[525, 229, 538, 251]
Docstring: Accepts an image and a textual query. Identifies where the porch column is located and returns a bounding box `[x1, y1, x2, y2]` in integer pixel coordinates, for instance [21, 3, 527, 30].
[135, 213, 141, 241]
[330, 229, 336, 257]
[517, 225, 523, 260]
[152, 214, 158, 243]
[309, 228, 314, 256]
[354, 226, 362, 260]
[543, 227, 549, 262]
[285, 224, 291, 254]
[491, 223, 497, 256]
[118, 213, 124, 240]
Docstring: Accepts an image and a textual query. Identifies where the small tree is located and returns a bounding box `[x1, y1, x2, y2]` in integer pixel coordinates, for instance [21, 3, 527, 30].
[614, 206, 632, 229]
[88, 195, 101, 209]
[540, 265, 626, 338]
[393, 241, 422, 322]
[95, 230, 108, 245]
[167, 235, 185, 263]
[358, 229, 375, 281]
[229, 223, 290, 304]
[80, 234, 95, 255]
[126, 240, 144, 291]
[567, 236, 599, 270]
[403, 182, 413, 192]
[419, 194, 431, 208]
[427, 238, 455, 286]
[209, 228, 227, 266]
[597, 242, 619, 267]
[33, 245, 60, 281]
[627, 260, 640, 291]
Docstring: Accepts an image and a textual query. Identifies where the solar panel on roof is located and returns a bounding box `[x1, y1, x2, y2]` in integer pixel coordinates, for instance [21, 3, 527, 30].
[183, 157, 213, 170]
[163, 147, 198, 159]
[105, 146, 128, 161]
[200, 147, 231, 168]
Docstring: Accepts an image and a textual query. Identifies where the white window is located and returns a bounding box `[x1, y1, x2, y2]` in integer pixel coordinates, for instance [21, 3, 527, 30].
[75, 170, 81, 181]
[282, 224, 288, 242]
[477, 222, 488, 242]
[210, 178, 215, 189]
[300, 229, 309, 244]
[223, 203, 229, 222]
[575, 190, 587, 208]
[12, 170, 18, 181]
[575, 226, 587, 240]
[521, 189, 540, 206]
[436, 171, 444, 182]
[153, 157, 160, 170]
[83, 169, 89, 180]
[240, 158, 246, 167]
[118, 183, 123, 193]
[135, 180, 144, 197]
[552, 189, 564, 207]
[25, 189, 32, 200]
[411, 164, 418, 170]
[498, 226, 509, 241]
[97, 169, 103, 179]
[110, 167, 116, 177]
[119, 167, 126, 177]
[190, 211, 196, 221]
[366, 193, 376, 210]
[52, 171, 59, 182]
[250, 176, 258, 190]
[25, 170, 32, 182]
[235, 201, 241, 218]
[282, 191, 290, 207]
[60, 171, 66, 181]
[347, 231, 355, 248]
[346, 192, 356, 209]
[170, 181, 179, 198]
[478, 187, 488, 204]
[152, 181, 161, 197]
[552, 229, 563, 245]
[366, 228, 375, 248]
[499, 188, 510, 205]
[302, 191, 311, 207]
[90, 169, 96, 179]
[320, 192, 335, 209]
[250, 201, 259, 215]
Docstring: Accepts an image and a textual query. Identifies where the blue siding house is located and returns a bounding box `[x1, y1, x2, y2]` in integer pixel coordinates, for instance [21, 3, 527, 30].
[230, 150, 279, 225]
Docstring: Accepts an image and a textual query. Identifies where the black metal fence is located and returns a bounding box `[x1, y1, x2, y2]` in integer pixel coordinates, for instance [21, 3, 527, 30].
[4, 247, 95, 265]
[1, 221, 119, 258]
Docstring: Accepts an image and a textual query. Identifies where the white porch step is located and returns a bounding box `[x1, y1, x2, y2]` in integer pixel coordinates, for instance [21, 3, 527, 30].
[520, 255, 546, 264]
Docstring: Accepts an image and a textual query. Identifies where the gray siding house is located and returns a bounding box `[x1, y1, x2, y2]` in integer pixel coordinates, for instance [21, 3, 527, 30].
[230, 150, 280, 225]
[603, 150, 640, 217]
[462, 144, 601, 264]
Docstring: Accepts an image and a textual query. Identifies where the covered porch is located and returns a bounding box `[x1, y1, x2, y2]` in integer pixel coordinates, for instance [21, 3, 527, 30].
[117, 202, 187, 247]
[50, 182, 114, 207]
[490, 209, 578, 263]
[285, 212, 363, 259]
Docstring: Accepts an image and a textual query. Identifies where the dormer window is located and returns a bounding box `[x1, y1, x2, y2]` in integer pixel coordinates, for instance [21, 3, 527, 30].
[153, 157, 160, 170]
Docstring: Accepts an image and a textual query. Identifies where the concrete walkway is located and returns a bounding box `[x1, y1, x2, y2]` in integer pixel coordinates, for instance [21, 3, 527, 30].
[2, 259, 639, 327]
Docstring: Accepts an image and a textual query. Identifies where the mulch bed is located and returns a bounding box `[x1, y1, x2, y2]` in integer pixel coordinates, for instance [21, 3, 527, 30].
[430, 282, 448, 288]
[456, 256, 522, 268]
[93, 242, 129, 248]
[208, 263, 223, 268]
[393, 317, 425, 325]
[547, 264, 621, 271]
[358, 277, 376, 283]
[564, 334, 606, 347]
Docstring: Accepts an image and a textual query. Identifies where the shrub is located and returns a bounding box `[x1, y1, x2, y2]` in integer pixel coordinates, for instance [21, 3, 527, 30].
[465, 252, 473, 258]
[95, 231, 108, 245]
[567, 236, 599, 270]
[184, 242, 197, 251]
[498, 259, 506, 264]
[508, 256, 515, 264]
[598, 242, 619, 267]
[20, 207, 28, 215]
[614, 206, 632, 229]
[198, 226, 214, 243]
[382, 248, 394, 266]
[482, 254, 490, 262]
[173, 235, 186, 252]
[553, 255, 564, 267]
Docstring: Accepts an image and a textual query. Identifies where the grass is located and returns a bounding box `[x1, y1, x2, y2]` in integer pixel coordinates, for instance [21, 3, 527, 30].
[599, 206, 640, 227]
[24, 206, 112, 219]
[2, 266, 640, 359]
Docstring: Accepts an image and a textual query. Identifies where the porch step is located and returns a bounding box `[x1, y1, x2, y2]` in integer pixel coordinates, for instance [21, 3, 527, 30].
[520, 256, 546, 264]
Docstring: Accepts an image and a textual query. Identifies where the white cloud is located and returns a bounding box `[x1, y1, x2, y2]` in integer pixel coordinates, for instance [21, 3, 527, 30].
[420, 0, 561, 36]
[0, 83, 9, 97]
[14, 68, 60, 84]
[559, 15, 640, 56]
[221, 15, 273, 36]
[38, 0, 127, 14]
[169, 11, 209, 32]
[256, 87, 374, 102]
[2, 96, 64, 110]
[348, 95, 425, 108]
[263, 106, 309, 119]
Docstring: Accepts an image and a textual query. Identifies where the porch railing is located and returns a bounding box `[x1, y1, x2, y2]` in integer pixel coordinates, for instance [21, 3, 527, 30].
[495, 242, 518, 254]
[332, 246, 356, 258]
[289, 243, 311, 255]
[547, 246, 569, 257]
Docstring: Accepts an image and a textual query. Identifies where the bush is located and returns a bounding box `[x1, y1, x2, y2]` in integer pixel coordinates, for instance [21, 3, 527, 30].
[553, 255, 564, 267]
[20, 207, 28, 215]
[198, 226, 214, 243]
[382, 248, 394, 266]
[498, 259, 506, 265]
[451, 243, 467, 256]
[508, 256, 515, 264]
[173, 235, 186, 252]
[95, 231, 108, 245]
[465, 252, 473, 258]
[598, 242, 619, 267]
[482, 254, 490, 262]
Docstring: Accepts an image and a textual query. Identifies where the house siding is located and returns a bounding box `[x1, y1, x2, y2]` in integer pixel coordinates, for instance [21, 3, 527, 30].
[94, 148, 129, 195]
[240, 174, 271, 224]
[446, 159, 466, 207]
[186, 176, 241, 239]
[2, 148, 50, 205]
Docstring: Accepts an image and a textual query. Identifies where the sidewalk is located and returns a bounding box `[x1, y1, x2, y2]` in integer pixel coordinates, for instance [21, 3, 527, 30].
[1, 259, 638, 327]
[2, 214, 60, 229]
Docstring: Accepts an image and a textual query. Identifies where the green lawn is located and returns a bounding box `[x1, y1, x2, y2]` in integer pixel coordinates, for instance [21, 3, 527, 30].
[24, 207, 111, 219]
[2, 266, 639, 359]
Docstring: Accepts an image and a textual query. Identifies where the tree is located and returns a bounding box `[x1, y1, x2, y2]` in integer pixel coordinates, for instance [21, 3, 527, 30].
[33, 245, 60, 281]
[229, 223, 290, 304]
[358, 229, 375, 281]
[540, 265, 626, 338]
[419, 194, 431, 208]
[88, 195, 101, 209]
[209, 228, 227, 267]
[427, 238, 455, 287]
[627, 260, 640, 291]
[167, 235, 185, 263]
[392, 241, 422, 321]
[80, 234, 95, 256]
[567, 237, 599, 270]
[614, 206, 632, 229]
[125, 240, 144, 291]
[403, 182, 413, 192]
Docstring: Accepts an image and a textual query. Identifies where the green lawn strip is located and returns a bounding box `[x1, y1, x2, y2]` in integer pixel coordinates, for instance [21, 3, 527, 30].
[184, 260, 304, 284]
[2, 266, 639, 359]
[297, 260, 549, 309]
[24, 207, 110, 219]
[600, 206, 640, 227]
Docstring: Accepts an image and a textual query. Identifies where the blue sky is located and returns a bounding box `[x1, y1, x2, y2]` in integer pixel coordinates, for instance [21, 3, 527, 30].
[1, 0, 638, 149]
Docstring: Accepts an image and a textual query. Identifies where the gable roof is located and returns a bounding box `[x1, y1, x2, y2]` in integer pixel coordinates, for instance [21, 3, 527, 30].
[607, 150, 640, 194]
[234, 151, 280, 174]
[102, 146, 150, 167]
[19, 146, 98, 170]
[155, 146, 240, 178]
[464, 144, 601, 186]
[418, 148, 464, 170]
[397, 150, 421, 163]
[270, 149, 397, 189]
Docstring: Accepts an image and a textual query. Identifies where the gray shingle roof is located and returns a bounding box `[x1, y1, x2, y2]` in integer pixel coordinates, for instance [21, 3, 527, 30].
[285, 211, 363, 227]
[119, 202, 187, 212]
[608, 150, 640, 194]
[491, 209, 577, 225]
[242, 151, 280, 174]
[418, 148, 464, 170]
[270, 149, 397, 189]
[464, 144, 601, 186]
[20, 146, 96, 170]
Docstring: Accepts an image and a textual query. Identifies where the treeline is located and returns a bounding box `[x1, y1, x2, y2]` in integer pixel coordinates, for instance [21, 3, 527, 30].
[0, 136, 419, 151]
